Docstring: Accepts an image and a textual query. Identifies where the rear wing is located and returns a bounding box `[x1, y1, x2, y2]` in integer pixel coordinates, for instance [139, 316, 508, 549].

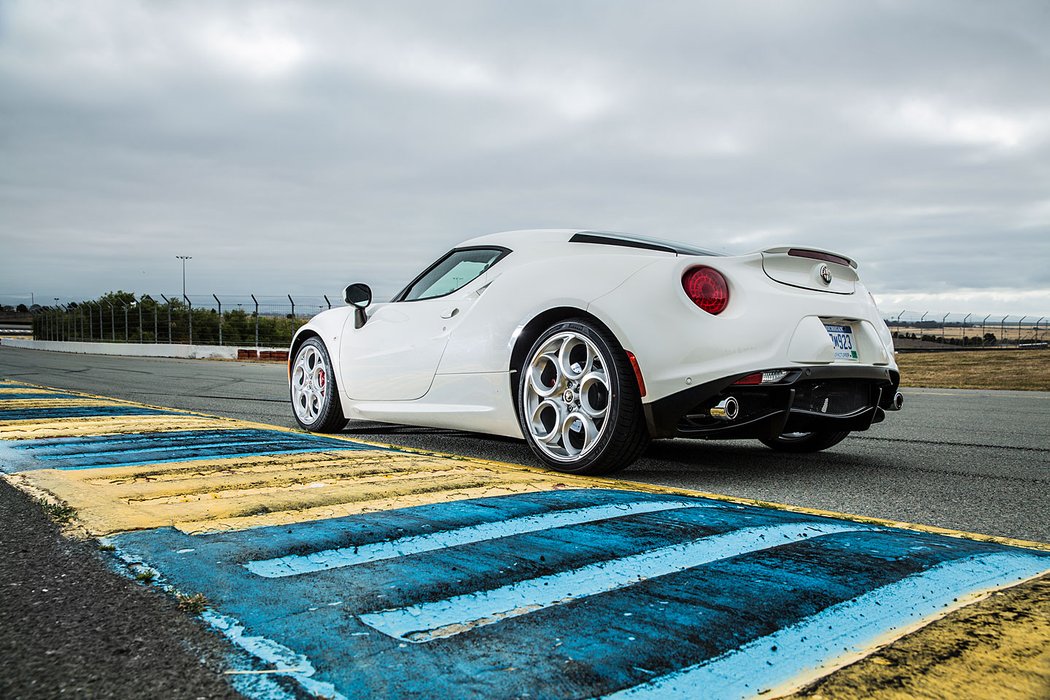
[761, 246, 858, 270]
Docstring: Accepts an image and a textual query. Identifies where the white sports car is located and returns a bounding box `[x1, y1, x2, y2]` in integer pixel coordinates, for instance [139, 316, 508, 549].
[289, 229, 902, 474]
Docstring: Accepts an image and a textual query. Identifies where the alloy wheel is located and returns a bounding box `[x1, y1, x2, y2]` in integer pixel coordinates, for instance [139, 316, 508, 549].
[291, 343, 329, 425]
[522, 331, 612, 462]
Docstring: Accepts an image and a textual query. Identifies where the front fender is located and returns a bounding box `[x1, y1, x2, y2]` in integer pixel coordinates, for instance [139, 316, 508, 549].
[288, 307, 354, 391]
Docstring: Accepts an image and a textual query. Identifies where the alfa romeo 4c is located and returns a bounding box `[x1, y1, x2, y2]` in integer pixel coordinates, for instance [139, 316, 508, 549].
[289, 230, 902, 474]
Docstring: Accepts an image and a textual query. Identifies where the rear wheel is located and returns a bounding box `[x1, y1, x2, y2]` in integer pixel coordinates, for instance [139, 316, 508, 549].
[517, 320, 649, 474]
[760, 430, 849, 453]
[290, 337, 345, 432]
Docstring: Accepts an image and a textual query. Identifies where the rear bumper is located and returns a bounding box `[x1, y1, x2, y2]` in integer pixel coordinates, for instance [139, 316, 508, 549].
[643, 365, 900, 439]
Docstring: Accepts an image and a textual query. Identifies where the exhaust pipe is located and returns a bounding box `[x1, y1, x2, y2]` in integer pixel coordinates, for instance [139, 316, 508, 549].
[709, 396, 739, 421]
[888, 392, 904, 411]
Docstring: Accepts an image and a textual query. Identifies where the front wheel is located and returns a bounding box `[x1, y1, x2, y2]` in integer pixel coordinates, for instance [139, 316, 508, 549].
[517, 320, 649, 475]
[290, 337, 345, 432]
[760, 430, 849, 453]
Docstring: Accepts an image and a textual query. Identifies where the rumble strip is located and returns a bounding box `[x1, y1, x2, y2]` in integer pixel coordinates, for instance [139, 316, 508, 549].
[1, 380, 1047, 699]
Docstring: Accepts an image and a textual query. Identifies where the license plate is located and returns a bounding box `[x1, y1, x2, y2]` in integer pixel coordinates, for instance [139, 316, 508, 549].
[825, 323, 858, 361]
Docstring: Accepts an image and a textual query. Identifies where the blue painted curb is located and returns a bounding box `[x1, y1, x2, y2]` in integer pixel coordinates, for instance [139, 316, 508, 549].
[107, 488, 1049, 699]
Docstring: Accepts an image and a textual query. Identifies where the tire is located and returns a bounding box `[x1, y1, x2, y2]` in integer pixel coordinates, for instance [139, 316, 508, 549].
[290, 337, 346, 433]
[760, 430, 850, 453]
[517, 319, 649, 475]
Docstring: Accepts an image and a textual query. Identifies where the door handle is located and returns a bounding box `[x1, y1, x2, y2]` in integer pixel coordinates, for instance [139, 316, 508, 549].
[440, 307, 460, 319]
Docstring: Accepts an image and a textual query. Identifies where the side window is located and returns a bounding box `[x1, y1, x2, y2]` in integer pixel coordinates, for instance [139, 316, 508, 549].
[401, 248, 507, 302]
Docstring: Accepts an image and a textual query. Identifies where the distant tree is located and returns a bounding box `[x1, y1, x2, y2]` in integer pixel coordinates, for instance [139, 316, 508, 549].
[983, 333, 996, 345]
[93, 290, 138, 306]
[16, 304, 28, 313]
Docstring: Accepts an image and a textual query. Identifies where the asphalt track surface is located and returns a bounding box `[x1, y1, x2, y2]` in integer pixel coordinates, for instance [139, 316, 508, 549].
[1, 345, 1047, 543]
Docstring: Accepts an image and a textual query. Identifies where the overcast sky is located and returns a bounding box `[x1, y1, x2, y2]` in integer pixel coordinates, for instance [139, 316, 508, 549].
[1, 0, 1048, 317]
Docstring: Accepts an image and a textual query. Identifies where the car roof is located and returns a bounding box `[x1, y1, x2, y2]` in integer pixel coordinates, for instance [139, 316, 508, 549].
[458, 229, 580, 248]
[459, 229, 722, 257]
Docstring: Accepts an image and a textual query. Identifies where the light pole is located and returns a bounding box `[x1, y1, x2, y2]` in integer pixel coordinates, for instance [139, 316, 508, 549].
[176, 256, 192, 299]
[177, 255, 192, 346]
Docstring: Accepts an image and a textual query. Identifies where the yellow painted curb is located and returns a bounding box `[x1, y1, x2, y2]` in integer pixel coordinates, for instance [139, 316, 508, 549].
[786, 574, 1050, 700]
[2, 378, 1047, 551]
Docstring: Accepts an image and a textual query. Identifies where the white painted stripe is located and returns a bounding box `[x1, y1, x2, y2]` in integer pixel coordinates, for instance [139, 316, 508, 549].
[607, 550, 1050, 699]
[358, 522, 872, 642]
[246, 500, 714, 578]
[203, 610, 347, 700]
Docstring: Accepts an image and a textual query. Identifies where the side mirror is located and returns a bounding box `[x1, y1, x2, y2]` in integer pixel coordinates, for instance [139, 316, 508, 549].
[344, 283, 372, 308]
[344, 283, 372, 329]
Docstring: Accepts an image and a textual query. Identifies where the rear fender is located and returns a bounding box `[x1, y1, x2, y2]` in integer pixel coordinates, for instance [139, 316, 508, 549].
[437, 255, 659, 375]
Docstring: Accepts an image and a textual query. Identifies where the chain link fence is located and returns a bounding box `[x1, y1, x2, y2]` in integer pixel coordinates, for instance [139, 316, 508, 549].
[27, 294, 339, 347]
[13, 296, 1050, 351]
[885, 311, 1048, 349]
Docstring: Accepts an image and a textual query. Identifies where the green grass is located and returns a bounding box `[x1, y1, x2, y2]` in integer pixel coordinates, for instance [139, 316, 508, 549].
[176, 592, 209, 614]
[135, 570, 157, 584]
[39, 499, 77, 526]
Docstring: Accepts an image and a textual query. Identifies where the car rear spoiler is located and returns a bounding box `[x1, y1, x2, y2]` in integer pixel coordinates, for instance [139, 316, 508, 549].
[761, 246, 858, 269]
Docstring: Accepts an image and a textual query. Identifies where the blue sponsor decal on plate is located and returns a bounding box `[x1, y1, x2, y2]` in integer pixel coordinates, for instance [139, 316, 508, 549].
[824, 323, 858, 361]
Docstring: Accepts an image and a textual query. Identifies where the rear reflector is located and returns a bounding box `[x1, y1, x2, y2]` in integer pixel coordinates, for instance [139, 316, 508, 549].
[733, 370, 789, 385]
[625, 350, 647, 397]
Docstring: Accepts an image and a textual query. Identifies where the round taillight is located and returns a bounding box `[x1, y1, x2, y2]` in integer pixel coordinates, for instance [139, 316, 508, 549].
[682, 266, 729, 315]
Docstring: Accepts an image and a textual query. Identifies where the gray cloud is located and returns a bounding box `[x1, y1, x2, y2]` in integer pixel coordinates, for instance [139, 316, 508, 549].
[1, 0, 1048, 314]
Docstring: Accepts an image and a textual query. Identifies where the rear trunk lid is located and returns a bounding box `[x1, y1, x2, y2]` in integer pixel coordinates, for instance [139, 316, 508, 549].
[760, 246, 858, 294]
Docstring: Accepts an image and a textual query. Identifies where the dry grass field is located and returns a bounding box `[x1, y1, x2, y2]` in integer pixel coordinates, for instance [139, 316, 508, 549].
[896, 349, 1050, 391]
